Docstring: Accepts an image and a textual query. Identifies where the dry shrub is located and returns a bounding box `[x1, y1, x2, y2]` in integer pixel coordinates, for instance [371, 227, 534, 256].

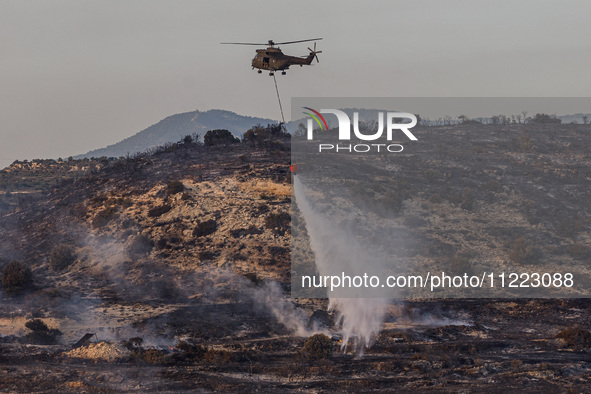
[148, 204, 172, 218]
[128, 235, 153, 257]
[141, 349, 168, 364]
[193, 219, 218, 237]
[122, 337, 144, 350]
[49, 244, 76, 271]
[518, 134, 533, 152]
[203, 349, 234, 364]
[449, 252, 473, 275]
[108, 196, 132, 208]
[92, 206, 117, 228]
[304, 333, 333, 360]
[264, 212, 290, 234]
[460, 188, 475, 211]
[180, 192, 191, 201]
[256, 203, 270, 214]
[244, 272, 262, 285]
[2, 260, 32, 289]
[483, 179, 501, 193]
[565, 243, 588, 259]
[557, 219, 584, 238]
[555, 327, 591, 348]
[197, 250, 217, 261]
[176, 340, 207, 357]
[230, 226, 262, 238]
[24, 319, 62, 345]
[167, 180, 185, 195]
[511, 359, 523, 369]
[378, 191, 405, 214]
[508, 237, 540, 265]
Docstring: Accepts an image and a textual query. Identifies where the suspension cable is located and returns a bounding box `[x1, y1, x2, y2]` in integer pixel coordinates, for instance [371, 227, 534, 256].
[272, 73, 286, 125]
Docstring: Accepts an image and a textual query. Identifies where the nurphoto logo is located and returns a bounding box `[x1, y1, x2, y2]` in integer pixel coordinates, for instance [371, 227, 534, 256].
[303, 107, 418, 153]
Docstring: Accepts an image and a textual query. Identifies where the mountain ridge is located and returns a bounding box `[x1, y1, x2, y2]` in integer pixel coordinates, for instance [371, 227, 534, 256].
[75, 109, 277, 159]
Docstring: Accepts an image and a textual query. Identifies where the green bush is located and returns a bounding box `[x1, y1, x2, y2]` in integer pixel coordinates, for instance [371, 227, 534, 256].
[49, 244, 76, 271]
[2, 260, 32, 289]
[304, 333, 333, 360]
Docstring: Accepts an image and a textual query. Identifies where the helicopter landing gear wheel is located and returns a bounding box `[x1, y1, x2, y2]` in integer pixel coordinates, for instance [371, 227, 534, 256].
[257, 70, 262, 74]
[281, 71, 286, 75]
[269, 72, 274, 76]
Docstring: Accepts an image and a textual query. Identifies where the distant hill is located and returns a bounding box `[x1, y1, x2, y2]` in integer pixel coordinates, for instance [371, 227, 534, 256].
[74, 108, 591, 159]
[76, 109, 277, 158]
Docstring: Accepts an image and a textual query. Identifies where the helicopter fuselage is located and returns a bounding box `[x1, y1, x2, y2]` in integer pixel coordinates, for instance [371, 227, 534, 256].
[251, 47, 314, 71]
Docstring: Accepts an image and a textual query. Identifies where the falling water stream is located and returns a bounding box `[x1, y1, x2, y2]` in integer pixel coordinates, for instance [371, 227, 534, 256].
[293, 175, 388, 352]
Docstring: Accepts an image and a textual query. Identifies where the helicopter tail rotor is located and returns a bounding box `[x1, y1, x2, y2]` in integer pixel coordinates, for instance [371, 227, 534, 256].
[307, 42, 322, 63]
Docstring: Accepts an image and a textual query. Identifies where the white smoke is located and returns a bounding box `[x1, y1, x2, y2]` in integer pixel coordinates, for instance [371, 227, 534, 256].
[293, 176, 389, 353]
[250, 281, 310, 337]
[200, 269, 314, 338]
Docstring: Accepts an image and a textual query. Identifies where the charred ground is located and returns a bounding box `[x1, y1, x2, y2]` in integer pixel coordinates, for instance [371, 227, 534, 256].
[0, 123, 590, 392]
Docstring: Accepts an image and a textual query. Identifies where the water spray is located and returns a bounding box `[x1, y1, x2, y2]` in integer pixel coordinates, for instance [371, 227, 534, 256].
[292, 175, 388, 353]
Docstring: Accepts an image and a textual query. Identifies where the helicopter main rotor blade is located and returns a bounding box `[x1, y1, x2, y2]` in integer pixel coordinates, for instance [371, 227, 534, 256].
[221, 38, 322, 46]
[220, 42, 268, 45]
[273, 38, 322, 45]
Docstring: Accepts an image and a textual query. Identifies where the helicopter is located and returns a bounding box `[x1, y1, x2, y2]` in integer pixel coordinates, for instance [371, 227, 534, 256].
[221, 38, 322, 75]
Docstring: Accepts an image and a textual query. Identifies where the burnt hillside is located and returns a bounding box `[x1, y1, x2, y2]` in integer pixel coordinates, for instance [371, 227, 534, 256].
[291, 121, 591, 297]
[0, 133, 292, 296]
[1, 124, 590, 392]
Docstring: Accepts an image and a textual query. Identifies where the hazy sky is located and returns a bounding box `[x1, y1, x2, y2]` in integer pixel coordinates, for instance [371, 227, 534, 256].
[1, 0, 591, 168]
